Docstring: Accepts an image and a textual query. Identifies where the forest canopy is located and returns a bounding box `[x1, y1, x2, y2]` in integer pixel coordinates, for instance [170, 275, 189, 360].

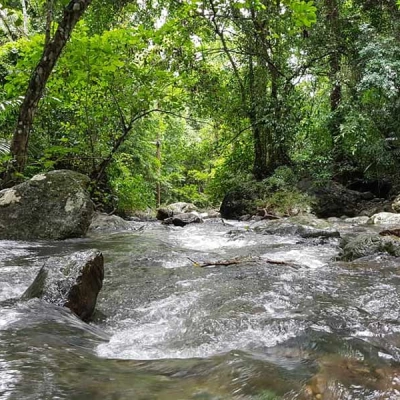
[0, 0, 399, 214]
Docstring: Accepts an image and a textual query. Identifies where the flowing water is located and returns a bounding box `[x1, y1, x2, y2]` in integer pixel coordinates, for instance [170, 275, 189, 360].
[1, 220, 400, 399]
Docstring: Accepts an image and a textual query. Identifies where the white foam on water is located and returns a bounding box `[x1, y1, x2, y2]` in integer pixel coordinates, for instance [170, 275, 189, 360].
[97, 292, 201, 359]
[0, 282, 26, 302]
[261, 247, 337, 269]
[177, 230, 256, 251]
[97, 289, 306, 360]
[0, 309, 22, 330]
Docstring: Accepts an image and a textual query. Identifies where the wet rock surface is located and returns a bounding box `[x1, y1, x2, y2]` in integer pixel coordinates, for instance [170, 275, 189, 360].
[252, 218, 340, 239]
[88, 212, 135, 233]
[0, 170, 94, 240]
[339, 233, 400, 261]
[156, 202, 198, 221]
[162, 212, 203, 227]
[22, 250, 104, 321]
[368, 212, 400, 225]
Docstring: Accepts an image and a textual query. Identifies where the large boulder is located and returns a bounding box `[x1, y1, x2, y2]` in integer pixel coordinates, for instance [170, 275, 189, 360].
[346, 178, 391, 198]
[156, 202, 197, 221]
[162, 212, 203, 227]
[339, 233, 400, 261]
[220, 183, 265, 219]
[168, 202, 197, 213]
[21, 250, 104, 321]
[0, 170, 94, 240]
[304, 181, 371, 218]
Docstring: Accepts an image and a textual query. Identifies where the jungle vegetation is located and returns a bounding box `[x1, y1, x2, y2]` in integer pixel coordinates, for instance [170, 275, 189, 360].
[0, 0, 399, 214]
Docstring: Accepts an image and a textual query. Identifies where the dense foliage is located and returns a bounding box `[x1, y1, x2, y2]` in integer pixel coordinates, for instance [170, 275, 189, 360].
[0, 0, 399, 213]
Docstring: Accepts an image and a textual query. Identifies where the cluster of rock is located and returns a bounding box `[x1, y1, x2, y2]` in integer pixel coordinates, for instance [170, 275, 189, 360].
[219, 179, 397, 220]
[156, 202, 220, 227]
[0, 171, 106, 321]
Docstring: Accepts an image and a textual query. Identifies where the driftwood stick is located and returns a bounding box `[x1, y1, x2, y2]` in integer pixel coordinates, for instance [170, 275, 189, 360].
[188, 256, 299, 269]
[187, 257, 243, 267]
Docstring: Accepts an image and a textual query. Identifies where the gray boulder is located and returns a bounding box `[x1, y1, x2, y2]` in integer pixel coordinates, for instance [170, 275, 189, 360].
[156, 202, 198, 221]
[0, 170, 94, 240]
[22, 250, 104, 321]
[368, 212, 400, 225]
[339, 234, 400, 261]
[168, 202, 197, 213]
[344, 216, 370, 225]
[88, 212, 134, 233]
[162, 212, 203, 227]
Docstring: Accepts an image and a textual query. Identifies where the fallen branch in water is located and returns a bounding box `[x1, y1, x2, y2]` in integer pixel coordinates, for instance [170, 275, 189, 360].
[187, 257, 244, 267]
[188, 256, 299, 269]
[379, 229, 400, 238]
[262, 258, 297, 267]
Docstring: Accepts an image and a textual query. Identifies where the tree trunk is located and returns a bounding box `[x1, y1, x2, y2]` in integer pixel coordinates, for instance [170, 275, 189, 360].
[325, 0, 343, 165]
[20, 0, 29, 36]
[249, 55, 269, 180]
[7, 0, 92, 181]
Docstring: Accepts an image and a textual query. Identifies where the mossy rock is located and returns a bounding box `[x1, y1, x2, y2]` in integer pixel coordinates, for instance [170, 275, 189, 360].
[339, 233, 400, 261]
[0, 170, 94, 240]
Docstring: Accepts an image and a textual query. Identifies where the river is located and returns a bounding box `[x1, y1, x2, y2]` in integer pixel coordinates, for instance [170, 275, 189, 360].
[0, 219, 399, 399]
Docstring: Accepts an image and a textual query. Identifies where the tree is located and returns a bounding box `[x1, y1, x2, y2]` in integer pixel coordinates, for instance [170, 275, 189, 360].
[175, 0, 317, 180]
[3, 0, 92, 184]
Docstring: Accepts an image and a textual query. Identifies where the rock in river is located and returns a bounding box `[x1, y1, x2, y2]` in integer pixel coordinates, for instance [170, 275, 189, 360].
[88, 212, 134, 233]
[156, 202, 198, 221]
[0, 170, 94, 240]
[339, 233, 400, 261]
[21, 250, 104, 321]
[368, 212, 400, 225]
[162, 212, 203, 227]
[253, 219, 340, 239]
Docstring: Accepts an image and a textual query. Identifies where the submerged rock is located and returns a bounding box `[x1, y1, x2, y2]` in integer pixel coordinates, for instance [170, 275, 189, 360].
[0, 170, 94, 240]
[21, 250, 104, 321]
[162, 212, 203, 227]
[339, 233, 400, 261]
[253, 219, 340, 239]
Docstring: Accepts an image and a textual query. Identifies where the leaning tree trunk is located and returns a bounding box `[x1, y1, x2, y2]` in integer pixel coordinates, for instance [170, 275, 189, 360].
[7, 0, 92, 180]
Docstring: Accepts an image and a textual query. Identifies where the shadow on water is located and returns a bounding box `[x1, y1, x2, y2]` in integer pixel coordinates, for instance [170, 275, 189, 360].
[1, 221, 400, 399]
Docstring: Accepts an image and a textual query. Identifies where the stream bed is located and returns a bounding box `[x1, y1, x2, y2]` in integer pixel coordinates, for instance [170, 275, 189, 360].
[1, 219, 400, 399]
